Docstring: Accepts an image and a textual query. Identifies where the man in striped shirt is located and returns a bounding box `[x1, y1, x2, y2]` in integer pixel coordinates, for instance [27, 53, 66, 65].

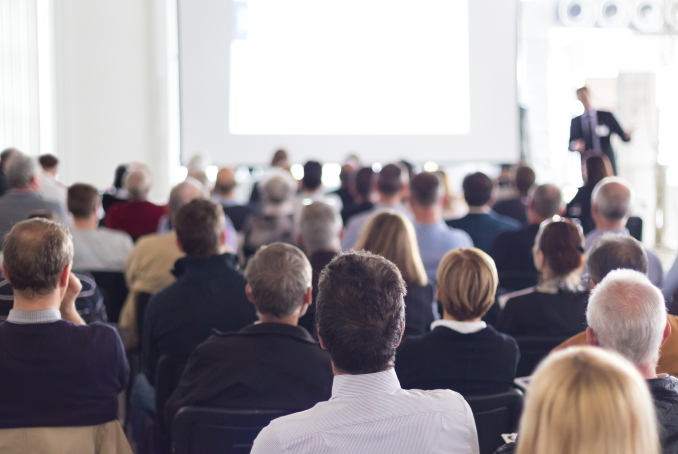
[252, 250, 479, 454]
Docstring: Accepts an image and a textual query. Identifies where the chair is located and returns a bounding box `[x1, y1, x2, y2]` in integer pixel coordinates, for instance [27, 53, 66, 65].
[154, 354, 190, 453]
[172, 407, 290, 454]
[89, 271, 129, 323]
[514, 336, 570, 377]
[465, 389, 524, 454]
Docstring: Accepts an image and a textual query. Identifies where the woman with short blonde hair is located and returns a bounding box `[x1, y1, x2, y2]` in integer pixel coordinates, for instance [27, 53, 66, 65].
[515, 347, 660, 454]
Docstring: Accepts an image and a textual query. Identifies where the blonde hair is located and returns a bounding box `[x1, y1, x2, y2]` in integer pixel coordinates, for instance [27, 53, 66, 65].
[436, 248, 497, 320]
[354, 211, 427, 286]
[516, 347, 660, 454]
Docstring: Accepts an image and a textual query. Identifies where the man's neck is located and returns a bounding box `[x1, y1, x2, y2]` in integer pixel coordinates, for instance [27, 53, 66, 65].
[308, 246, 340, 257]
[215, 191, 234, 200]
[442, 312, 481, 323]
[412, 206, 439, 225]
[258, 314, 300, 326]
[379, 194, 401, 206]
[467, 205, 491, 214]
[13, 293, 61, 312]
[73, 216, 98, 230]
[637, 363, 658, 380]
[595, 219, 625, 231]
[527, 213, 548, 225]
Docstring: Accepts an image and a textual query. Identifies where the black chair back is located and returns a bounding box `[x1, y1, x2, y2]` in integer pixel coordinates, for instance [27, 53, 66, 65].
[154, 354, 190, 453]
[515, 336, 570, 377]
[465, 389, 524, 454]
[173, 407, 290, 454]
[135, 292, 153, 347]
[89, 271, 128, 323]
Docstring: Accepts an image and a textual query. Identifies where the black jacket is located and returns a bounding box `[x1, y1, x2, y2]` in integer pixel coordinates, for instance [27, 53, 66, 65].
[566, 186, 595, 235]
[221, 204, 253, 232]
[489, 224, 540, 292]
[403, 284, 436, 337]
[298, 250, 338, 338]
[164, 323, 333, 427]
[569, 110, 629, 174]
[492, 198, 527, 226]
[650, 376, 678, 454]
[396, 325, 519, 396]
[141, 253, 257, 383]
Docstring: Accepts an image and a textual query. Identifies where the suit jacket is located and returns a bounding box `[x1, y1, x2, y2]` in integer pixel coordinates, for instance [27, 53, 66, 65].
[492, 198, 527, 226]
[446, 210, 521, 253]
[566, 186, 595, 234]
[569, 110, 629, 173]
[403, 284, 436, 337]
[221, 204, 253, 232]
[489, 224, 540, 291]
[298, 250, 338, 338]
[164, 323, 333, 426]
[0, 192, 67, 248]
[0, 170, 8, 197]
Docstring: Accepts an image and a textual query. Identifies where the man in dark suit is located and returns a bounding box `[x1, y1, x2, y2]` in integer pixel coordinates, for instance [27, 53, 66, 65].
[569, 86, 631, 175]
[213, 167, 252, 232]
[492, 165, 535, 226]
[164, 243, 333, 425]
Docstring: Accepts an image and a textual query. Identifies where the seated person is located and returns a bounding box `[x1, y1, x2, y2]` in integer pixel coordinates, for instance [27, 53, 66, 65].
[37, 154, 68, 214]
[252, 250, 479, 454]
[492, 165, 535, 226]
[447, 172, 521, 253]
[68, 183, 133, 271]
[212, 167, 252, 232]
[395, 248, 519, 396]
[0, 219, 129, 440]
[566, 156, 608, 234]
[341, 166, 375, 224]
[354, 211, 435, 337]
[165, 243, 333, 425]
[496, 219, 588, 338]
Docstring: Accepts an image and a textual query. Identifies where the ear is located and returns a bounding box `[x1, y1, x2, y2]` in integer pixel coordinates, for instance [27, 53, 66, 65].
[221, 230, 227, 247]
[175, 238, 185, 253]
[339, 227, 345, 241]
[59, 264, 71, 289]
[586, 327, 598, 346]
[245, 284, 255, 304]
[661, 321, 672, 347]
[1, 263, 10, 283]
[441, 193, 449, 208]
[303, 286, 312, 306]
[533, 248, 544, 270]
[436, 287, 441, 301]
[394, 321, 406, 348]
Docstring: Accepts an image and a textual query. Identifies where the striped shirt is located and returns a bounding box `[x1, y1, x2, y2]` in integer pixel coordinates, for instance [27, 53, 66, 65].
[251, 368, 479, 454]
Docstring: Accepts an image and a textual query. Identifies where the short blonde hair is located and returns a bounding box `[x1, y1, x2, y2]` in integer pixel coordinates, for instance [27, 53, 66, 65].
[516, 347, 660, 454]
[354, 211, 427, 287]
[436, 248, 497, 320]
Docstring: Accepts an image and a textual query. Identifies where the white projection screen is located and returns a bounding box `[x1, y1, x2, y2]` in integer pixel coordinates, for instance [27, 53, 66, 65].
[178, 0, 518, 165]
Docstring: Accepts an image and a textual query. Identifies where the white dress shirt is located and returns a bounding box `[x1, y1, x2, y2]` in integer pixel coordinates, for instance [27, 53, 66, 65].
[71, 228, 134, 271]
[251, 368, 479, 454]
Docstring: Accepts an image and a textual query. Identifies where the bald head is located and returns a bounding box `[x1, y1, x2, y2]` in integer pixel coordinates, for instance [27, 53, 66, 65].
[592, 177, 633, 223]
[169, 178, 204, 220]
[529, 184, 563, 221]
[215, 167, 236, 196]
[125, 170, 151, 201]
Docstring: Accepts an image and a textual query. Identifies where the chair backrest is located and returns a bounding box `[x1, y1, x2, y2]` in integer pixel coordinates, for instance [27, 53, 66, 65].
[172, 407, 290, 454]
[626, 216, 643, 242]
[465, 389, 524, 454]
[515, 336, 570, 377]
[89, 271, 129, 323]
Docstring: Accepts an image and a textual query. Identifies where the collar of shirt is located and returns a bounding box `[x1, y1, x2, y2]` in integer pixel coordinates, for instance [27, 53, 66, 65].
[583, 109, 597, 117]
[431, 319, 487, 334]
[7, 308, 61, 324]
[212, 194, 237, 206]
[331, 369, 401, 400]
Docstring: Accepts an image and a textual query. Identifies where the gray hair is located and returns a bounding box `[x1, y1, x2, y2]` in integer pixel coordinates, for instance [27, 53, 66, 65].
[300, 202, 342, 253]
[6, 153, 40, 189]
[587, 269, 666, 369]
[124, 169, 152, 201]
[530, 184, 563, 219]
[244, 242, 312, 318]
[262, 174, 294, 204]
[168, 178, 205, 217]
[592, 177, 634, 221]
[587, 233, 648, 284]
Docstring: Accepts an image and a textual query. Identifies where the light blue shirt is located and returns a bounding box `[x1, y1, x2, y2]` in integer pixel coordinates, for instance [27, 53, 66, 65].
[414, 221, 473, 284]
[341, 203, 412, 250]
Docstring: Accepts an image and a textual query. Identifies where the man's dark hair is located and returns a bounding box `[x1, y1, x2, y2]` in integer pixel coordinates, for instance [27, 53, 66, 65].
[113, 165, 128, 189]
[462, 172, 493, 207]
[515, 165, 536, 196]
[585, 156, 609, 189]
[67, 184, 99, 219]
[1, 148, 18, 166]
[316, 250, 406, 374]
[410, 172, 440, 208]
[302, 161, 322, 190]
[377, 164, 404, 196]
[175, 199, 225, 257]
[587, 234, 648, 284]
[354, 167, 374, 198]
[2, 219, 73, 298]
[38, 154, 59, 170]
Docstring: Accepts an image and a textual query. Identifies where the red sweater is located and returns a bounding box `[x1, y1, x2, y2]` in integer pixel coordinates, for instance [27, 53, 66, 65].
[106, 201, 166, 240]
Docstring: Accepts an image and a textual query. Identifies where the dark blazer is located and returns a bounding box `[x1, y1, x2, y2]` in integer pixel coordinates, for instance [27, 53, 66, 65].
[489, 224, 541, 291]
[649, 376, 678, 454]
[164, 323, 333, 427]
[447, 211, 521, 253]
[141, 253, 257, 383]
[395, 325, 519, 396]
[298, 250, 338, 338]
[403, 284, 436, 337]
[566, 186, 595, 234]
[341, 201, 374, 225]
[492, 198, 527, 226]
[569, 110, 630, 174]
[0, 169, 8, 197]
[221, 204, 253, 232]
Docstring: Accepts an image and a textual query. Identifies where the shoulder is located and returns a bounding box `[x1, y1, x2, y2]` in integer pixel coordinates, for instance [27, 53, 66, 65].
[498, 287, 537, 309]
[484, 326, 519, 350]
[492, 212, 521, 229]
[70, 321, 122, 346]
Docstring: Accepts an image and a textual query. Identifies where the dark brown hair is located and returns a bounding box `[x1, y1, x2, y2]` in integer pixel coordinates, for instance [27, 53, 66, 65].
[175, 199, 225, 257]
[463, 172, 493, 207]
[410, 172, 441, 208]
[538, 220, 584, 277]
[38, 154, 59, 170]
[67, 184, 99, 219]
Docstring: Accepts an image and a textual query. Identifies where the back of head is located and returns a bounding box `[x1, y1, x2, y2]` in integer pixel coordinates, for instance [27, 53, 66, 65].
[462, 172, 493, 207]
[316, 250, 406, 374]
[587, 234, 648, 284]
[6, 153, 39, 189]
[2, 219, 74, 298]
[530, 184, 563, 219]
[302, 161, 322, 191]
[169, 178, 205, 219]
[68, 184, 99, 219]
[537, 220, 584, 277]
[515, 165, 536, 196]
[355, 211, 427, 286]
[271, 149, 289, 168]
[517, 347, 659, 454]
[585, 156, 609, 189]
[410, 172, 441, 208]
[38, 154, 59, 171]
[355, 167, 374, 198]
[339, 163, 354, 188]
[113, 165, 128, 189]
[244, 243, 312, 318]
[592, 177, 633, 221]
[262, 174, 293, 205]
[377, 163, 405, 197]
[214, 167, 236, 195]
[300, 201, 342, 253]
[436, 248, 498, 320]
[587, 269, 666, 369]
[26, 210, 56, 221]
[124, 169, 152, 201]
[1, 147, 19, 167]
[175, 199, 225, 257]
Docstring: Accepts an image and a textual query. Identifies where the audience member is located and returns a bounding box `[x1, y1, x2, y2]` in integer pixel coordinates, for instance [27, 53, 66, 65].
[293, 161, 342, 230]
[243, 173, 296, 258]
[354, 211, 435, 337]
[248, 149, 290, 206]
[490, 184, 564, 291]
[330, 163, 356, 216]
[212, 167, 252, 231]
[410, 171, 472, 284]
[566, 156, 609, 234]
[586, 269, 678, 453]
[0, 147, 18, 197]
[251, 250, 479, 454]
[492, 165, 536, 226]
[37, 154, 67, 211]
[341, 163, 409, 249]
[340, 166, 374, 224]
[396, 248, 519, 395]
[68, 183, 133, 271]
[297, 201, 342, 337]
[586, 177, 663, 287]
[106, 168, 165, 240]
[0, 153, 68, 247]
[0, 219, 129, 448]
[447, 172, 521, 252]
[165, 243, 333, 425]
[496, 219, 588, 337]
[101, 164, 128, 220]
[666, 255, 678, 306]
